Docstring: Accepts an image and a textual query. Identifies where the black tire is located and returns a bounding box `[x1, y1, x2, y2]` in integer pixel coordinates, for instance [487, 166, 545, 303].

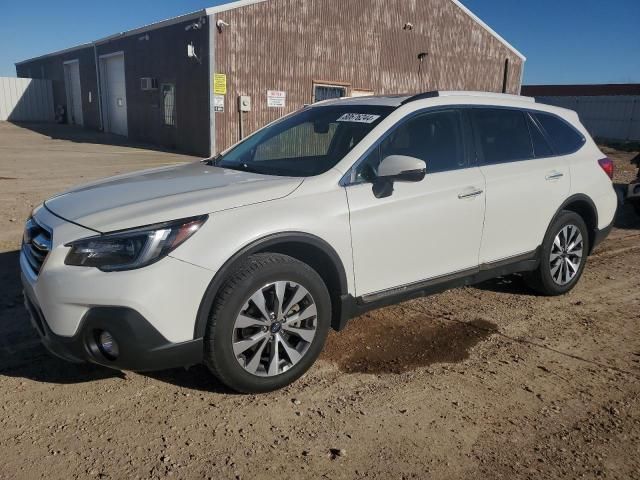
[525, 210, 590, 296]
[204, 253, 331, 393]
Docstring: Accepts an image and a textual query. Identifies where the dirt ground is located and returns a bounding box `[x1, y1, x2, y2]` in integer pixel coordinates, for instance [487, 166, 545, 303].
[0, 122, 639, 480]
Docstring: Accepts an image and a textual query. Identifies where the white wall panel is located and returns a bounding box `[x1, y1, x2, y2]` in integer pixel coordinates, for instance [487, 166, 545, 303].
[0, 77, 54, 122]
[536, 95, 640, 142]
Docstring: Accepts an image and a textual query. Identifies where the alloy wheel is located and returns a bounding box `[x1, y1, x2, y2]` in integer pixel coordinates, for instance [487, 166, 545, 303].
[549, 224, 584, 286]
[232, 281, 318, 377]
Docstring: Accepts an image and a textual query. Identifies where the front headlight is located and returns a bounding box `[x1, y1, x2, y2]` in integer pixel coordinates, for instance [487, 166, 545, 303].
[65, 215, 208, 271]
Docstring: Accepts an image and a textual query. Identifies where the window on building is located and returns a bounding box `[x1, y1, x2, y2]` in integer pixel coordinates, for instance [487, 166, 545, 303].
[161, 84, 176, 126]
[533, 112, 585, 155]
[471, 108, 534, 164]
[313, 84, 348, 103]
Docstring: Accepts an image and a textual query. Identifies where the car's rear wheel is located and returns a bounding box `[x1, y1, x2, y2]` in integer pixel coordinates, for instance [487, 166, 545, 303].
[525, 210, 589, 296]
[204, 253, 331, 393]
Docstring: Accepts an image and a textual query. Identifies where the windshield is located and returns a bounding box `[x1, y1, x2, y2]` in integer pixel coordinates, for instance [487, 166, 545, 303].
[215, 105, 393, 177]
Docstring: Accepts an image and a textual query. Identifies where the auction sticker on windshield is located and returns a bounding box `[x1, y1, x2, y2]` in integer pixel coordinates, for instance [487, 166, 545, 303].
[337, 113, 381, 124]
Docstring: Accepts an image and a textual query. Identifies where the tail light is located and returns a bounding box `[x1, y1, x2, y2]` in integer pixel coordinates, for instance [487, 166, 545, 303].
[598, 157, 614, 180]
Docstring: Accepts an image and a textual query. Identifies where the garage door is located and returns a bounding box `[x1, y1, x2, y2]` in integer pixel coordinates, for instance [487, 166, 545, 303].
[63, 60, 83, 126]
[100, 53, 128, 136]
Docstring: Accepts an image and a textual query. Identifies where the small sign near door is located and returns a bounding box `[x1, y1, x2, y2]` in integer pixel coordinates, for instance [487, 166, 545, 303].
[213, 95, 225, 113]
[267, 90, 286, 108]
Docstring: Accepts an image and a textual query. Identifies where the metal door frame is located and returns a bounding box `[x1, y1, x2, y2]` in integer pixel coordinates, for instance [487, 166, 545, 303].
[62, 59, 83, 126]
[98, 51, 127, 136]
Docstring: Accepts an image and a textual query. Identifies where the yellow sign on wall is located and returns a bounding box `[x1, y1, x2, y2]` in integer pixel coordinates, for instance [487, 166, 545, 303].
[213, 73, 227, 95]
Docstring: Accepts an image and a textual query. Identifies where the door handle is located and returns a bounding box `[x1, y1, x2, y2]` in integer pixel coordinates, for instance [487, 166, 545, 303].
[545, 171, 564, 181]
[458, 188, 484, 199]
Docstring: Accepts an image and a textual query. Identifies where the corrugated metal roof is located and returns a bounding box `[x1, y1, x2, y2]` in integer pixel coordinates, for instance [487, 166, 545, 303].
[522, 84, 640, 97]
[449, 0, 525, 61]
[16, 0, 526, 65]
[17, 0, 525, 67]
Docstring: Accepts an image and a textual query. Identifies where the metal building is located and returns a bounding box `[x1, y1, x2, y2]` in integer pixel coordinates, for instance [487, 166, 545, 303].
[522, 84, 640, 143]
[16, 0, 526, 157]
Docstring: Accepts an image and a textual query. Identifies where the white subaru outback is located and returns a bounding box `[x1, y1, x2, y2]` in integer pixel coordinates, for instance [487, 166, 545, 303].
[21, 92, 617, 393]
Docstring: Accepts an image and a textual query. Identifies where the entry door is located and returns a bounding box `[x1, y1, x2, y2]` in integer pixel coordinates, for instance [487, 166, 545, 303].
[470, 108, 570, 263]
[346, 109, 486, 297]
[63, 61, 83, 126]
[100, 53, 128, 136]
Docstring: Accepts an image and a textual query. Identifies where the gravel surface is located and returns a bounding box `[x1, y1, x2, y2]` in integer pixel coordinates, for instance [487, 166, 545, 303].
[0, 122, 639, 479]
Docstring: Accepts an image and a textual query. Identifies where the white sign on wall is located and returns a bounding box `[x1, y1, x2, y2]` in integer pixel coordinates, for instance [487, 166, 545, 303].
[213, 95, 224, 113]
[267, 90, 286, 108]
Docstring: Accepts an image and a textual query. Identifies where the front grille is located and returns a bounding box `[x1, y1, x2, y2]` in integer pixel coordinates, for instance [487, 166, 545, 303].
[22, 217, 52, 276]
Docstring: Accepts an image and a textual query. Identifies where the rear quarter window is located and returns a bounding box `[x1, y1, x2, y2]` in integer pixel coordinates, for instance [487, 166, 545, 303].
[533, 112, 586, 155]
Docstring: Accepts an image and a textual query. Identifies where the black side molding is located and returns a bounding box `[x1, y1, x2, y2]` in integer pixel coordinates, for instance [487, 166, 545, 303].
[336, 249, 540, 330]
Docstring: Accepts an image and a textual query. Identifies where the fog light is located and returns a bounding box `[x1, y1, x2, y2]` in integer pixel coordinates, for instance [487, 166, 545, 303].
[97, 330, 119, 360]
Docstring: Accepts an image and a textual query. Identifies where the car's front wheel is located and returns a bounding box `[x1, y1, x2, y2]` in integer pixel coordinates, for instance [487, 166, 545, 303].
[525, 210, 589, 296]
[204, 253, 331, 393]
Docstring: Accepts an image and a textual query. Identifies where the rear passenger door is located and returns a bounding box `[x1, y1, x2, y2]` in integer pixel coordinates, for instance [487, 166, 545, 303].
[470, 108, 570, 264]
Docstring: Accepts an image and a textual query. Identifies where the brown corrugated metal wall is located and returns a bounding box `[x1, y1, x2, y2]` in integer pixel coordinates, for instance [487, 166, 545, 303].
[213, 0, 523, 152]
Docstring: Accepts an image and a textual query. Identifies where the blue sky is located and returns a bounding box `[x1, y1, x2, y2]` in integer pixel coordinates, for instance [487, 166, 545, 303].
[1, 0, 639, 85]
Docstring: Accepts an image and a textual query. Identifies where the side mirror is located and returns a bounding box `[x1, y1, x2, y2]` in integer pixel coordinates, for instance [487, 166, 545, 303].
[378, 155, 426, 182]
[372, 155, 426, 199]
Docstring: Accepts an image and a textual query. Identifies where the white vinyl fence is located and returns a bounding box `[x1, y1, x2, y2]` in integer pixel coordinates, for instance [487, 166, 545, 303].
[0, 77, 54, 122]
[536, 95, 640, 142]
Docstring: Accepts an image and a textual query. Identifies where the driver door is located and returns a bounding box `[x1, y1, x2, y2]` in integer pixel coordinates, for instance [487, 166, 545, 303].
[345, 109, 486, 297]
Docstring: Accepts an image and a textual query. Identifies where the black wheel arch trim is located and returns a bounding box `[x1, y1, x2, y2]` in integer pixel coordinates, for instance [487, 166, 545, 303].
[193, 232, 350, 339]
[551, 193, 600, 254]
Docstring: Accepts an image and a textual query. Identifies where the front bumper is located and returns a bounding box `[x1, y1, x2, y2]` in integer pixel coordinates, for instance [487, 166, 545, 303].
[19, 206, 214, 371]
[22, 273, 203, 371]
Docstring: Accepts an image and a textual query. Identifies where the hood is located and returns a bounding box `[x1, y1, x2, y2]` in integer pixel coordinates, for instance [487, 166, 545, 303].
[44, 161, 303, 232]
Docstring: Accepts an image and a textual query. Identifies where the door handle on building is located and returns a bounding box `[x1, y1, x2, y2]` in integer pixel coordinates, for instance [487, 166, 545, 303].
[458, 188, 484, 199]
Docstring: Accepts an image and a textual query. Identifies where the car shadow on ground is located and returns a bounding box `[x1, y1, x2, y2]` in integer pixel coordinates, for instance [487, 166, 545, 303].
[0, 250, 233, 392]
[473, 273, 538, 296]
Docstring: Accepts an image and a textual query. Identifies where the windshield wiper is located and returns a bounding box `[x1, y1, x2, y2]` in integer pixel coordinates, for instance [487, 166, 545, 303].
[206, 154, 222, 166]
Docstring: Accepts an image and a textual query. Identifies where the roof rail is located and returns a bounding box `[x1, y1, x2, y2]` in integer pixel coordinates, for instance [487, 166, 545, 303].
[400, 91, 440, 105]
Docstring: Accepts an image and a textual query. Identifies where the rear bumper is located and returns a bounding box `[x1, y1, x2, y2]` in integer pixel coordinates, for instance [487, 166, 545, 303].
[592, 221, 614, 252]
[23, 274, 203, 372]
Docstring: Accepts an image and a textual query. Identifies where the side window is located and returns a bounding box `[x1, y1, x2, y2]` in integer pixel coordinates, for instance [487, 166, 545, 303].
[526, 114, 553, 158]
[533, 112, 585, 155]
[361, 109, 466, 176]
[471, 108, 533, 164]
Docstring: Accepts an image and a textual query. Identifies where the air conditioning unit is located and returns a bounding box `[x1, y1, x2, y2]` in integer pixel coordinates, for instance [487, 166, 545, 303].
[140, 77, 158, 91]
